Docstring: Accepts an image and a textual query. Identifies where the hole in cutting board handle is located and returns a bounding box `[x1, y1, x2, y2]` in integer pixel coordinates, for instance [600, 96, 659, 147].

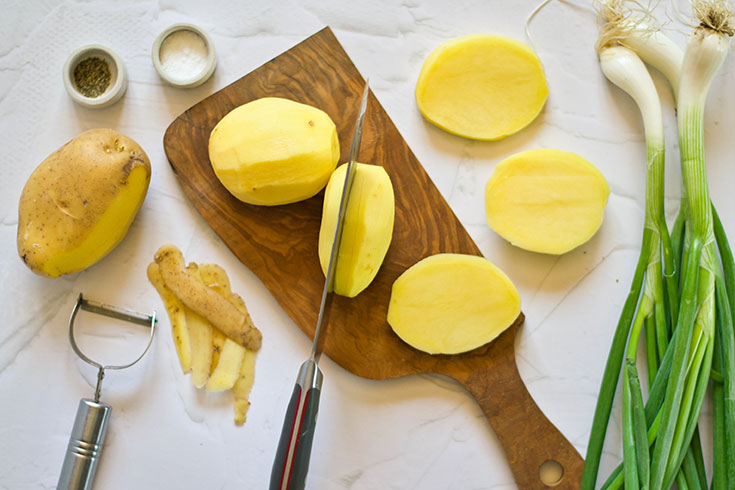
[539, 459, 564, 486]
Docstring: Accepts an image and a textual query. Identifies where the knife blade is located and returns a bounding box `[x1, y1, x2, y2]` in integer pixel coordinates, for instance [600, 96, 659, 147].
[270, 79, 370, 490]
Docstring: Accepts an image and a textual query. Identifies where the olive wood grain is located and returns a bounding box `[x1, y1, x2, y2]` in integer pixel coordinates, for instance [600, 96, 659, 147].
[163, 27, 583, 488]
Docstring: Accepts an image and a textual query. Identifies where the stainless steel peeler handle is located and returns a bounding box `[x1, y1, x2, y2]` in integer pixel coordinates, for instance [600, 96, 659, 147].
[57, 399, 111, 490]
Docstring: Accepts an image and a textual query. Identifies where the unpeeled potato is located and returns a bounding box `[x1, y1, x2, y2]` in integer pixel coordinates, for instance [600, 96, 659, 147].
[17, 128, 151, 278]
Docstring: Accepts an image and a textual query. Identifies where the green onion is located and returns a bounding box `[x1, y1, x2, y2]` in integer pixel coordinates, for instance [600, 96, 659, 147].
[584, 3, 735, 488]
[582, 39, 674, 490]
[649, 5, 733, 487]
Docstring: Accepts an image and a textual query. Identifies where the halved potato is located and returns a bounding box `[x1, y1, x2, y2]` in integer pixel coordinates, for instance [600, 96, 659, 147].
[484, 149, 609, 254]
[318, 163, 395, 297]
[416, 34, 548, 140]
[208, 97, 340, 206]
[387, 254, 520, 355]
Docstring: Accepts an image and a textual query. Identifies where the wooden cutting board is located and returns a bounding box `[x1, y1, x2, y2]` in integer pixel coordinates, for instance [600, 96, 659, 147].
[163, 27, 584, 489]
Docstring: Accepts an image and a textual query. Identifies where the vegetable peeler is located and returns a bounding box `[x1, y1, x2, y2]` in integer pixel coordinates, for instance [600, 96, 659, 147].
[57, 293, 156, 490]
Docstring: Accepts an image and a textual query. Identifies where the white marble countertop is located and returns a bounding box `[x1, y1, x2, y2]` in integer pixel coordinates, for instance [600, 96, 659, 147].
[1, 1, 733, 489]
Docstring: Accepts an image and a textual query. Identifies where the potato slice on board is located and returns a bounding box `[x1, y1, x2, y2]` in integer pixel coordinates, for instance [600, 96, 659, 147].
[388, 253, 520, 354]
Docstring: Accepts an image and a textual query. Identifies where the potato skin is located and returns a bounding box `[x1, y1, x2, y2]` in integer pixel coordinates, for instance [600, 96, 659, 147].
[17, 128, 151, 277]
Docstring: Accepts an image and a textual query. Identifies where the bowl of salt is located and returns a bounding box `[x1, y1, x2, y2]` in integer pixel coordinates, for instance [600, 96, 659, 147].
[152, 23, 216, 88]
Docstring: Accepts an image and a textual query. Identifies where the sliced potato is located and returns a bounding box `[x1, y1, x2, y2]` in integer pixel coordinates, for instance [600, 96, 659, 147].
[415, 34, 547, 140]
[387, 253, 521, 354]
[318, 162, 395, 297]
[484, 149, 609, 254]
[147, 263, 191, 373]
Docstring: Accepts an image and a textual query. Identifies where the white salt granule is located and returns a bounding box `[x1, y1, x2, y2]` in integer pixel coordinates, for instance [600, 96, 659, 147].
[159, 30, 209, 81]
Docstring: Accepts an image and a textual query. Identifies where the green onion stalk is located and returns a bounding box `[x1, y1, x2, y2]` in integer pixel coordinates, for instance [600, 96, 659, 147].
[649, 4, 733, 489]
[582, 1, 735, 488]
[713, 207, 735, 489]
[581, 39, 676, 489]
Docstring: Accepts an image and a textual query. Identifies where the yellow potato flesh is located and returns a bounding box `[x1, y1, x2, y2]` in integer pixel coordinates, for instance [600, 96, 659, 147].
[319, 163, 395, 298]
[387, 254, 520, 355]
[209, 97, 340, 206]
[17, 128, 151, 278]
[415, 34, 548, 141]
[484, 149, 610, 255]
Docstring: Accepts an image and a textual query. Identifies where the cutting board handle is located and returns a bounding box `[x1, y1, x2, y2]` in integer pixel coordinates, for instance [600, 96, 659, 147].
[438, 321, 584, 489]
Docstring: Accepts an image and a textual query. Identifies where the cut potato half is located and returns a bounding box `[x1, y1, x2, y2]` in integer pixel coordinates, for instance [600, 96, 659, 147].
[387, 254, 520, 355]
[415, 34, 548, 140]
[484, 149, 609, 255]
[319, 162, 395, 298]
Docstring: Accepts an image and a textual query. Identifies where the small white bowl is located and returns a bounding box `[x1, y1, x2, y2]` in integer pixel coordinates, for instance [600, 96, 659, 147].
[152, 23, 216, 88]
[63, 44, 127, 109]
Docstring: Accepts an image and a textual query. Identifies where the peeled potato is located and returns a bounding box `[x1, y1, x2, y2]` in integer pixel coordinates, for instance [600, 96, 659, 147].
[208, 97, 340, 206]
[415, 34, 548, 140]
[387, 254, 520, 355]
[485, 149, 609, 255]
[17, 128, 150, 277]
[318, 163, 395, 298]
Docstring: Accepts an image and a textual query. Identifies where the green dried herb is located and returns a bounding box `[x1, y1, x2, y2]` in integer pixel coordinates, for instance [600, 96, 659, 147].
[73, 57, 111, 98]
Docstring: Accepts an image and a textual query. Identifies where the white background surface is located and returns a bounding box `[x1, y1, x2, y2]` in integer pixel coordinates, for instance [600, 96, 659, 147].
[1, 1, 733, 489]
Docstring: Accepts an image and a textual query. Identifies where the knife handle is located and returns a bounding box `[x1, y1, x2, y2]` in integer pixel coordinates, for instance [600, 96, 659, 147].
[270, 359, 323, 490]
[57, 399, 111, 490]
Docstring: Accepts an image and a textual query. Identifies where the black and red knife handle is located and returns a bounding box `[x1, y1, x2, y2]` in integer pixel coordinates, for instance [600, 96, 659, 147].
[270, 359, 323, 490]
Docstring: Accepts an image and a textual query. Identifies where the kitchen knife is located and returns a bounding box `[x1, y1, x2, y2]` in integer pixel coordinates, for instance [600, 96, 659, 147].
[269, 79, 370, 490]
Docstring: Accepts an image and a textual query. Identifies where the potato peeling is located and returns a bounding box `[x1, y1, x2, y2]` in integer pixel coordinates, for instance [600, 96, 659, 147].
[147, 244, 259, 425]
[154, 244, 262, 351]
